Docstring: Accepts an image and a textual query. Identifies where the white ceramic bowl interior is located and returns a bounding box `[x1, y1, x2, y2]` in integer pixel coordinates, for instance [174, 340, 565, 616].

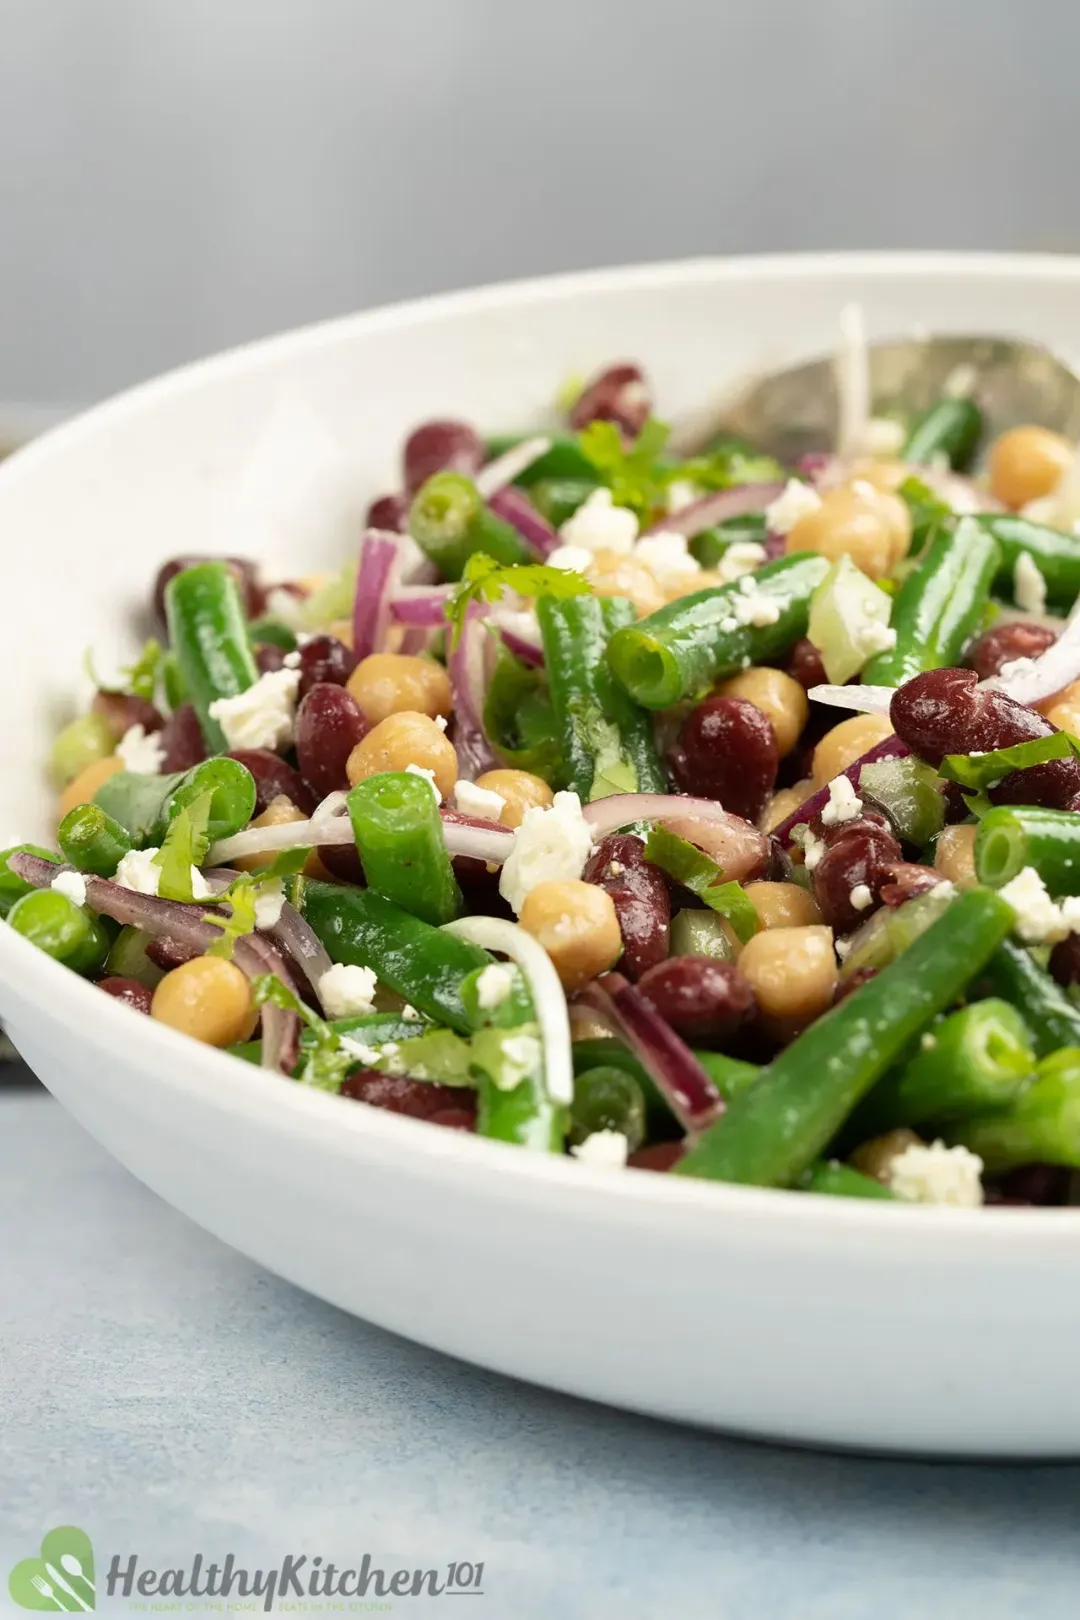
[4, 254, 1080, 1458]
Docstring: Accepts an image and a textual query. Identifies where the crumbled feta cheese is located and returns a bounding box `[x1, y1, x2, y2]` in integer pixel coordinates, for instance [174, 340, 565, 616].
[1013, 552, 1048, 617]
[319, 962, 378, 1019]
[570, 1129, 630, 1168]
[498, 1033, 543, 1085]
[405, 763, 441, 803]
[606, 861, 625, 878]
[113, 847, 211, 899]
[666, 479, 700, 513]
[401, 1003, 421, 1020]
[117, 723, 166, 775]
[499, 790, 594, 915]
[558, 487, 639, 554]
[338, 1036, 382, 1067]
[999, 865, 1071, 944]
[849, 882, 873, 912]
[835, 938, 852, 960]
[850, 478, 878, 503]
[764, 478, 822, 535]
[1021, 495, 1059, 526]
[547, 543, 595, 574]
[888, 1140, 984, 1208]
[717, 541, 767, 584]
[633, 530, 702, 586]
[741, 589, 781, 628]
[263, 586, 309, 631]
[435, 715, 449, 732]
[455, 779, 506, 820]
[858, 619, 897, 656]
[718, 615, 739, 633]
[475, 962, 516, 1010]
[862, 416, 906, 457]
[254, 879, 286, 930]
[820, 775, 863, 826]
[283, 649, 303, 669]
[51, 870, 87, 908]
[207, 668, 301, 752]
[791, 823, 827, 872]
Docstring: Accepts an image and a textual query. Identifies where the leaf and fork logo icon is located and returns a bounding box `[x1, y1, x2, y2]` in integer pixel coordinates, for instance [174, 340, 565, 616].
[9, 1527, 95, 1612]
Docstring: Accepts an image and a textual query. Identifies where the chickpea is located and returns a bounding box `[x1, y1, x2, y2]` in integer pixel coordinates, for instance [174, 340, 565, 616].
[716, 667, 809, 758]
[519, 879, 622, 992]
[664, 568, 723, 603]
[744, 881, 823, 930]
[473, 768, 554, 829]
[346, 711, 458, 800]
[760, 779, 813, 833]
[347, 653, 452, 726]
[327, 617, 355, 650]
[57, 754, 123, 821]
[736, 924, 837, 1022]
[151, 956, 258, 1047]
[851, 1128, 923, 1184]
[233, 795, 307, 873]
[848, 456, 910, 493]
[569, 1008, 620, 1043]
[852, 480, 912, 567]
[934, 823, 978, 889]
[1044, 679, 1080, 735]
[811, 714, 894, 788]
[786, 485, 894, 580]
[989, 425, 1073, 510]
[587, 548, 666, 617]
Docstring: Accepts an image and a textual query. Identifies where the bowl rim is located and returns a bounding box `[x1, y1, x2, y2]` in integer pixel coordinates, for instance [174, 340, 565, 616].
[6, 247, 1080, 1246]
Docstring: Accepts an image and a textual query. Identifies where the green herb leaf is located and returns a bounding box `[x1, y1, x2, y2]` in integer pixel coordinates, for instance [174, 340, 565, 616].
[445, 553, 590, 647]
[85, 637, 166, 702]
[152, 789, 213, 902]
[939, 732, 1080, 791]
[577, 417, 671, 521]
[203, 876, 258, 959]
[898, 475, 953, 550]
[643, 826, 759, 942]
[251, 974, 358, 1090]
[675, 436, 786, 491]
[483, 645, 565, 782]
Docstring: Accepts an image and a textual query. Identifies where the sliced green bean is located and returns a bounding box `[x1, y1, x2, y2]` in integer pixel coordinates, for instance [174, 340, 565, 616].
[57, 803, 134, 877]
[462, 963, 564, 1152]
[794, 1161, 897, 1200]
[862, 519, 1000, 686]
[945, 1048, 1080, 1172]
[95, 757, 256, 848]
[669, 907, 737, 962]
[975, 806, 1080, 895]
[484, 434, 599, 487]
[976, 514, 1080, 611]
[347, 773, 461, 927]
[569, 1065, 647, 1153]
[690, 513, 768, 569]
[7, 888, 112, 974]
[0, 844, 59, 916]
[164, 561, 259, 751]
[901, 397, 982, 471]
[979, 939, 1080, 1058]
[409, 471, 532, 579]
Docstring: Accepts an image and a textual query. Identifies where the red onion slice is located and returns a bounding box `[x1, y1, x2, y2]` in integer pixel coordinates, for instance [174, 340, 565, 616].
[582, 793, 738, 840]
[487, 485, 558, 558]
[578, 973, 721, 1134]
[390, 586, 452, 627]
[497, 624, 544, 668]
[808, 684, 896, 715]
[770, 734, 911, 845]
[441, 914, 573, 1106]
[449, 606, 498, 780]
[351, 530, 401, 661]
[474, 435, 552, 499]
[267, 900, 334, 999]
[209, 795, 515, 868]
[644, 482, 786, 540]
[985, 611, 1080, 705]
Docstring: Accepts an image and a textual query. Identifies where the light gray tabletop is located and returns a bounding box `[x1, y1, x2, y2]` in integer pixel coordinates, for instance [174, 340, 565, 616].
[3, 1076, 1078, 1619]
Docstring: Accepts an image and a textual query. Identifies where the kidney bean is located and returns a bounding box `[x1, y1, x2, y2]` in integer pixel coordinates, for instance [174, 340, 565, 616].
[637, 956, 756, 1044]
[878, 862, 942, 907]
[91, 690, 164, 742]
[987, 1164, 1072, 1206]
[968, 620, 1059, 681]
[890, 668, 1048, 767]
[569, 363, 651, 439]
[298, 633, 356, 697]
[157, 703, 207, 772]
[628, 1141, 687, 1173]
[785, 637, 828, 691]
[1049, 934, 1080, 988]
[661, 810, 770, 883]
[812, 822, 902, 933]
[255, 642, 288, 674]
[97, 976, 153, 1014]
[145, 936, 202, 971]
[153, 554, 262, 627]
[295, 683, 368, 799]
[832, 966, 878, 1005]
[942, 779, 972, 824]
[366, 492, 409, 532]
[226, 748, 317, 816]
[582, 834, 670, 980]
[669, 695, 779, 823]
[315, 842, 365, 885]
[339, 1070, 477, 1130]
[403, 420, 484, 495]
[991, 757, 1080, 809]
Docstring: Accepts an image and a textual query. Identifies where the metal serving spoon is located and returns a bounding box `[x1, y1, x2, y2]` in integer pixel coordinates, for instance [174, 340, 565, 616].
[717, 335, 1080, 465]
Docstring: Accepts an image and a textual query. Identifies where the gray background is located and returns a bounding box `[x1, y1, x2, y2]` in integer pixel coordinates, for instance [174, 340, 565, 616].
[2, 0, 1080, 407]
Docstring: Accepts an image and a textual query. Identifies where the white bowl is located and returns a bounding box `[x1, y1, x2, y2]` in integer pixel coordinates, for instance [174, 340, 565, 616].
[5, 253, 1080, 1458]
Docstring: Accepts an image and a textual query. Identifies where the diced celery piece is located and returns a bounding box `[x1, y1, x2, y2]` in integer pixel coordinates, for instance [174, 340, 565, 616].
[807, 554, 894, 684]
[669, 907, 736, 961]
[860, 756, 947, 846]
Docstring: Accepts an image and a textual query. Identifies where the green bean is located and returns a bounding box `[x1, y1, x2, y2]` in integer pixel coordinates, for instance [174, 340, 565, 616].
[569, 1065, 647, 1153]
[484, 644, 565, 783]
[537, 593, 665, 800]
[794, 1161, 897, 1200]
[301, 880, 491, 1033]
[0, 844, 59, 916]
[572, 1037, 760, 1112]
[164, 561, 259, 751]
[49, 711, 115, 788]
[409, 471, 532, 579]
[861, 519, 1000, 686]
[944, 1048, 1080, 1172]
[57, 803, 134, 877]
[607, 551, 829, 709]
[162, 651, 189, 710]
[975, 514, 1080, 611]
[347, 773, 461, 927]
[843, 999, 1035, 1142]
[690, 513, 768, 569]
[105, 926, 166, 990]
[901, 397, 983, 470]
[461, 964, 564, 1152]
[248, 617, 299, 651]
[484, 434, 599, 487]
[675, 888, 1014, 1187]
[95, 757, 256, 848]
[975, 806, 1080, 895]
[528, 477, 599, 527]
[7, 888, 112, 974]
[669, 907, 736, 962]
[979, 939, 1080, 1058]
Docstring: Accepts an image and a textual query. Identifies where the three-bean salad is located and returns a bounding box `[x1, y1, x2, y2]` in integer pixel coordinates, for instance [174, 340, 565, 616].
[12, 326, 1080, 1208]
